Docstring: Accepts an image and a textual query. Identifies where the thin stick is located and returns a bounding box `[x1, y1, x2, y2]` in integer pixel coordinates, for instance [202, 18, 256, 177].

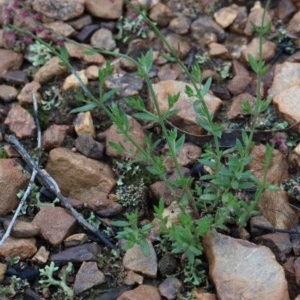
[3, 134, 116, 249]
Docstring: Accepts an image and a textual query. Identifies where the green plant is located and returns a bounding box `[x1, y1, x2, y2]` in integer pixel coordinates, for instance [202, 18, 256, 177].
[39, 262, 74, 299]
[0, 276, 29, 298]
[27, 40, 53, 66]
[41, 86, 64, 111]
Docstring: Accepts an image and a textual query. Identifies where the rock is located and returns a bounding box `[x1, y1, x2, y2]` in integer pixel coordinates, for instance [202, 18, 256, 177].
[124, 271, 144, 285]
[158, 65, 180, 81]
[0, 237, 37, 260]
[150, 80, 222, 135]
[249, 215, 273, 237]
[69, 15, 93, 30]
[208, 42, 230, 59]
[229, 5, 248, 34]
[76, 24, 100, 43]
[73, 111, 95, 136]
[106, 116, 146, 159]
[75, 134, 104, 160]
[214, 5, 239, 28]
[158, 278, 183, 300]
[244, 2, 272, 36]
[290, 225, 300, 256]
[4, 104, 36, 138]
[163, 143, 202, 173]
[150, 181, 173, 206]
[169, 16, 191, 35]
[258, 190, 298, 230]
[0, 84, 17, 102]
[117, 284, 161, 300]
[33, 56, 68, 83]
[227, 93, 255, 119]
[64, 233, 88, 247]
[191, 17, 225, 45]
[52, 243, 100, 263]
[123, 241, 157, 278]
[3, 219, 40, 238]
[74, 261, 106, 295]
[149, 3, 173, 27]
[158, 253, 178, 276]
[17, 81, 41, 105]
[283, 257, 299, 299]
[255, 233, 292, 262]
[45, 21, 75, 37]
[227, 75, 252, 95]
[85, 65, 99, 79]
[287, 10, 300, 37]
[273, 85, 300, 132]
[203, 231, 290, 300]
[45, 147, 116, 210]
[241, 37, 276, 63]
[91, 28, 116, 51]
[2, 71, 28, 85]
[164, 33, 191, 59]
[268, 62, 300, 98]
[276, 0, 297, 21]
[32, 246, 49, 265]
[0, 263, 7, 283]
[64, 42, 105, 65]
[93, 285, 132, 300]
[249, 144, 289, 185]
[0, 159, 30, 215]
[43, 124, 69, 150]
[294, 257, 300, 285]
[33, 207, 77, 246]
[85, 0, 123, 19]
[192, 289, 217, 300]
[0, 49, 23, 76]
[62, 70, 88, 91]
[32, 0, 85, 21]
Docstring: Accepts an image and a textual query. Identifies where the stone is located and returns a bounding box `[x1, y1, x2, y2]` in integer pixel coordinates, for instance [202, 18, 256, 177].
[158, 253, 178, 276]
[62, 70, 88, 91]
[255, 233, 292, 262]
[157, 65, 180, 81]
[106, 116, 146, 159]
[290, 225, 300, 255]
[0, 159, 30, 215]
[158, 278, 183, 300]
[74, 261, 106, 295]
[124, 271, 144, 285]
[214, 5, 239, 28]
[287, 10, 300, 37]
[163, 143, 202, 173]
[3, 219, 40, 238]
[0, 263, 7, 283]
[276, 0, 297, 21]
[64, 42, 105, 65]
[229, 6, 248, 34]
[117, 284, 161, 300]
[0, 84, 17, 102]
[208, 43, 230, 59]
[249, 144, 289, 185]
[227, 93, 255, 119]
[249, 215, 273, 237]
[123, 241, 157, 278]
[283, 257, 298, 299]
[85, 65, 99, 79]
[45, 21, 75, 37]
[75, 134, 104, 160]
[68, 15, 93, 30]
[76, 24, 100, 43]
[258, 190, 298, 230]
[85, 0, 123, 19]
[150, 181, 173, 206]
[34, 56, 68, 83]
[244, 2, 272, 36]
[33, 207, 77, 246]
[64, 233, 88, 247]
[193, 290, 217, 300]
[42, 124, 69, 150]
[203, 231, 290, 300]
[32, 246, 50, 265]
[273, 85, 300, 132]
[268, 62, 300, 98]
[242, 37, 276, 63]
[32, 0, 85, 21]
[294, 257, 300, 285]
[0, 49, 23, 76]
[52, 243, 100, 263]
[45, 148, 116, 210]
[164, 33, 191, 59]
[149, 3, 173, 27]
[17, 81, 41, 105]
[73, 111, 95, 136]
[91, 28, 116, 51]
[150, 80, 222, 135]
[0, 237, 37, 260]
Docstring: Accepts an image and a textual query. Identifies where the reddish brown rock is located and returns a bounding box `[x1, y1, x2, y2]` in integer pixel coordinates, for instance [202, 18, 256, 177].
[91, 28, 116, 51]
[203, 231, 290, 300]
[45, 21, 75, 37]
[43, 124, 70, 150]
[85, 0, 123, 19]
[4, 105, 36, 138]
[17, 81, 41, 105]
[150, 3, 173, 27]
[287, 10, 300, 37]
[3, 219, 40, 238]
[164, 33, 191, 59]
[227, 93, 255, 119]
[0, 84, 17, 102]
[117, 284, 161, 300]
[0, 49, 23, 76]
[214, 5, 238, 28]
[0, 159, 30, 216]
[33, 206, 77, 246]
[227, 75, 252, 95]
[0, 237, 37, 260]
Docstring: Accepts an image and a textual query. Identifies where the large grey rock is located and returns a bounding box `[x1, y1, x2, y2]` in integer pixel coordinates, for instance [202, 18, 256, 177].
[203, 231, 290, 300]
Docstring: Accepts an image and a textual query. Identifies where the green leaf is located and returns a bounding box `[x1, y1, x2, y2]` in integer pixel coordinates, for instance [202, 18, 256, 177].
[197, 215, 212, 237]
[185, 85, 194, 97]
[102, 88, 119, 103]
[248, 54, 258, 73]
[70, 103, 97, 113]
[200, 193, 217, 201]
[140, 239, 150, 256]
[111, 220, 130, 227]
[108, 141, 126, 154]
[167, 93, 180, 109]
[84, 48, 98, 56]
[59, 45, 69, 61]
[201, 77, 212, 96]
[160, 52, 177, 62]
[133, 112, 158, 122]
